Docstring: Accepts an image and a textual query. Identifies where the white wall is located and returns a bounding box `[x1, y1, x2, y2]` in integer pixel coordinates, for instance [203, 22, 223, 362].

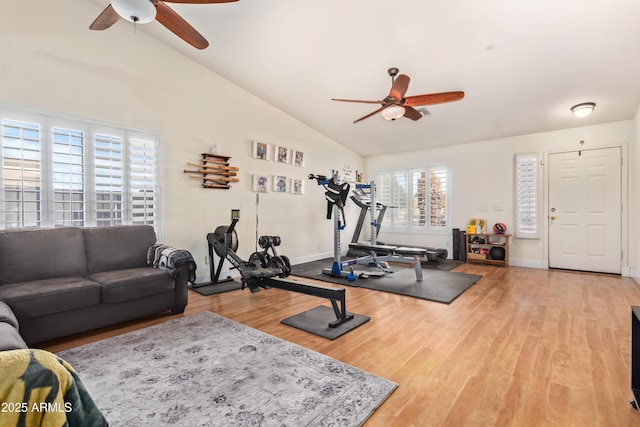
[1, 0, 363, 281]
[632, 106, 640, 280]
[4, 1, 638, 279]
[365, 121, 635, 269]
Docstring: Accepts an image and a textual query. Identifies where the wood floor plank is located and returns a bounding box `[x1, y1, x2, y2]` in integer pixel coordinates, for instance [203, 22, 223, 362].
[40, 265, 640, 426]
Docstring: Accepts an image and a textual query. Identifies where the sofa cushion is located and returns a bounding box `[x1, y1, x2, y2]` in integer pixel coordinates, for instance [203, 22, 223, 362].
[0, 299, 20, 329]
[0, 323, 27, 351]
[0, 277, 102, 319]
[0, 227, 87, 285]
[89, 267, 175, 304]
[84, 225, 157, 274]
[0, 300, 27, 351]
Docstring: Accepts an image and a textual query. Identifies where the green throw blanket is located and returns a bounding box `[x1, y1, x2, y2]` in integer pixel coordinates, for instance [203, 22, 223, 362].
[0, 349, 107, 427]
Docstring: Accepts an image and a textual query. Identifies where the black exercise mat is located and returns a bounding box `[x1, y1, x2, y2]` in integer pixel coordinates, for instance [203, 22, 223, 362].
[280, 305, 370, 340]
[420, 259, 464, 271]
[291, 258, 481, 304]
[189, 281, 242, 296]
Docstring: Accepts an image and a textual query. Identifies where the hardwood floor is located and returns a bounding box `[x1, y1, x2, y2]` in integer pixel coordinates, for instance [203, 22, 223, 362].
[42, 264, 640, 426]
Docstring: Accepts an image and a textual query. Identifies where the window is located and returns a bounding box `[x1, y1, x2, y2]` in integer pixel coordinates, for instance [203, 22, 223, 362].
[377, 167, 448, 231]
[514, 152, 539, 239]
[1, 119, 42, 228]
[94, 132, 123, 226]
[0, 109, 160, 230]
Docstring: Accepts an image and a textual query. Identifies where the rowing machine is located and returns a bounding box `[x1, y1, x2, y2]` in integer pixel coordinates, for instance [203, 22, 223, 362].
[207, 209, 369, 337]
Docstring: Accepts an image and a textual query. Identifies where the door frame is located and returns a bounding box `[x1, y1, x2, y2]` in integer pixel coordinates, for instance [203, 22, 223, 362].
[542, 142, 629, 275]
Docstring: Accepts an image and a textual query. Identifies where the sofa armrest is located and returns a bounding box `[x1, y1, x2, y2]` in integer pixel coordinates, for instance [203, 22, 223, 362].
[147, 244, 196, 283]
[146, 244, 194, 315]
[171, 263, 189, 315]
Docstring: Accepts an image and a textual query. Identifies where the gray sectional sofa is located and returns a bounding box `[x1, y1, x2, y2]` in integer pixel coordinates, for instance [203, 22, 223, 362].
[0, 225, 190, 346]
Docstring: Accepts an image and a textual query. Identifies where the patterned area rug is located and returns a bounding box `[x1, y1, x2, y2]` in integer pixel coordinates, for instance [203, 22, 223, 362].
[57, 311, 397, 426]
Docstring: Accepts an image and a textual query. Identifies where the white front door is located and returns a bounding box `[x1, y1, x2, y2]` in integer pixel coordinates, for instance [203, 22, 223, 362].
[548, 147, 621, 274]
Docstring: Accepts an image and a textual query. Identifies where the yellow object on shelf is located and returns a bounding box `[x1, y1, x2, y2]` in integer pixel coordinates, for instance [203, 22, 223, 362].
[467, 218, 487, 233]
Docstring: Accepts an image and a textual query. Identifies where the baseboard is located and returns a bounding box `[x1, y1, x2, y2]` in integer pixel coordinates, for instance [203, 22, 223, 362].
[288, 252, 333, 266]
[508, 259, 634, 277]
[508, 258, 547, 269]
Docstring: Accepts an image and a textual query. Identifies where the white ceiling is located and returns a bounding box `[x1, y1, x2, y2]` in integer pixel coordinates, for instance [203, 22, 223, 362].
[90, 0, 640, 156]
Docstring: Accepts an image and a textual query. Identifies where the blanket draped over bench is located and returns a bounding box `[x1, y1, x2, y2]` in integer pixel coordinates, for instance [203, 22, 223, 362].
[0, 349, 107, 427]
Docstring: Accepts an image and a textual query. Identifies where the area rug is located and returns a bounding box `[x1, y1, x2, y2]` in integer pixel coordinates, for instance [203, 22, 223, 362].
[291, 258, 481, 304]
[57, 311, 397, 427]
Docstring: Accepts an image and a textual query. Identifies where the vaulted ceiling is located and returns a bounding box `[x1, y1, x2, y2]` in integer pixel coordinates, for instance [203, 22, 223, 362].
[88, 0, 640, 156]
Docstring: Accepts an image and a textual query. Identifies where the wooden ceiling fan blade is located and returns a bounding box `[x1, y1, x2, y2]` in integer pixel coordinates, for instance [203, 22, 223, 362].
[388, 74, 410, 101]
[155, 1, 209, 49]
[163, 0, 238, 3]
[353, 106, 388, 124]
[332, 98, 384, 105]
[404, 91, 465, 106]
[89, 4, 121, 30]
[403, 106, 422, 121]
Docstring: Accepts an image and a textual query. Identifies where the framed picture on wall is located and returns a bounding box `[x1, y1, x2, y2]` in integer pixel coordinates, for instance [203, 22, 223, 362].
[252, 174, 270, 193]
[274, 146, 289, 164]
[252, 141, 270, 160]
[291, 178, 304, 195]
[273, 175, 287, 192]
[292, 150, 305, 166]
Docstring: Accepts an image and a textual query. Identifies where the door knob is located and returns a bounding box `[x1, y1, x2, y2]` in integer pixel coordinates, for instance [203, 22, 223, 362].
[550, 216, 556, 220]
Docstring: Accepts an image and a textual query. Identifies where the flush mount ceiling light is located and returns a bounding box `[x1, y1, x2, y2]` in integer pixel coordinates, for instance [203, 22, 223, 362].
[111, 0, 156, 24]
[570, 102, 596, 118]
[381, 105, 406, 121]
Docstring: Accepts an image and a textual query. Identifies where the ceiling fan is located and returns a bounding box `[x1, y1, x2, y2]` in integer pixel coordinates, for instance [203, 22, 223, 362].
[89, 0, 238, 50]
[332, 68, 465, 123]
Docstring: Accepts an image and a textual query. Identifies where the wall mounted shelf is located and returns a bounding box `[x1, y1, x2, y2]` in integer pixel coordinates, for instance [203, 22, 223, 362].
[183, 153, 239, 189]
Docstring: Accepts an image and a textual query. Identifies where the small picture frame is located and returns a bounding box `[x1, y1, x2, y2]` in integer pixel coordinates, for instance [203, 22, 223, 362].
[252, 141, 270, 160]
[273, 175, 287, 192]
[291, 178, 304, 195]
[252, 174, 270, 193]
[292, 150, 305, 166]
[274, 146, 289, 164]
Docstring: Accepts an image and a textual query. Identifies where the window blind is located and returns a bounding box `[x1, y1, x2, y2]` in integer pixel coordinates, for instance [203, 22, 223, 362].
[0, 108, 160, 230]
[515, 153, 539, 238]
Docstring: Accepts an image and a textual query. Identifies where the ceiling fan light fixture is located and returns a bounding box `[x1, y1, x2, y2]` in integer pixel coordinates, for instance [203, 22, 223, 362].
[381, 105, 405, 121]
[111, 0, 156, 24]
[570, 102, 596, 118]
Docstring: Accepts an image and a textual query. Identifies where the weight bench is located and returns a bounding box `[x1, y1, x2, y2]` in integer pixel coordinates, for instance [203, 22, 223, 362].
[348, 242, 397, 255]
[393, 247, 427, 281]
[394, 247, 428, 257]
[348, 245, 426, 281]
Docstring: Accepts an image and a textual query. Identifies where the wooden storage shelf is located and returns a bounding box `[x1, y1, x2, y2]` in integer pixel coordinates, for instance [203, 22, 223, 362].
[465, 232, 511, 267]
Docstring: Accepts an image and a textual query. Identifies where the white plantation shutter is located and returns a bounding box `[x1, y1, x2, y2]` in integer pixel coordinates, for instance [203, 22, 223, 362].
[51, 125, 85, 227]
[515, 153, 539, 238]
[392, 172, 408, 226]
[0, 108, 161, 229]
[411, 171, 426, 226]
[377, 167, 448, 231]
[94, 132, 124, 226]
[1, 118, 42, 228]
[429, 169, 447, 228]
[129, 137, 157, 225]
